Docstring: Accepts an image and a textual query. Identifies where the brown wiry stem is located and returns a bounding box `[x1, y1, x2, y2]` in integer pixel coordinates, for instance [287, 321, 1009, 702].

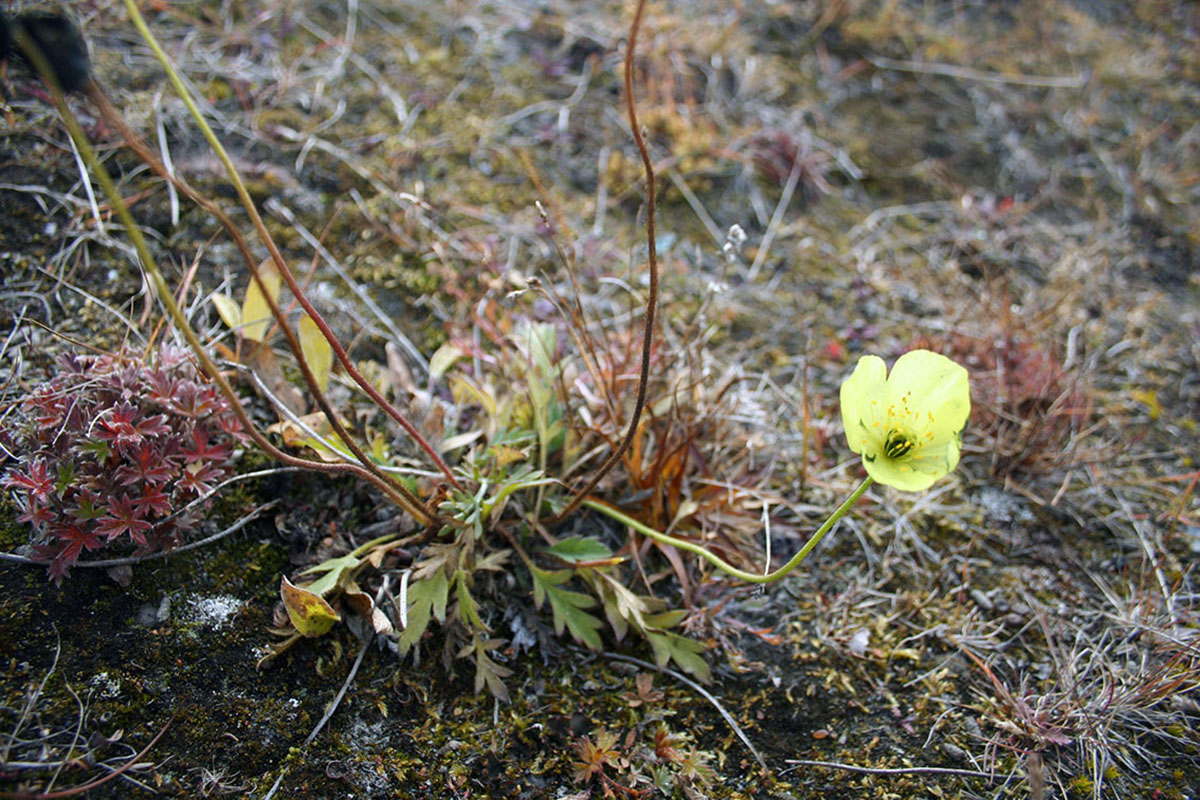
[553, 0, 658, 522]
[120, 0, 462, 492]
[85, 86, 438, 524]
[16, 40, 437, 527]
[0, 713, 175, 799]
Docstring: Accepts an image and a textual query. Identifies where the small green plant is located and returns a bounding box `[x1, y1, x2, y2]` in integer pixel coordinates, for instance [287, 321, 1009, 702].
[0, 346, 245, 582]
[12, 0, 973, 703]
[581, 350, 971, 585]
[572, 722, 716, 799]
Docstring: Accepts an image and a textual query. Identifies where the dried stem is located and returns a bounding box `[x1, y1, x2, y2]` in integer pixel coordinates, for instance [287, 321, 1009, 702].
[17, 38, 437, 525]
[85, 86, 437, 523]
[0, 713, 175, 799]
[120, 0, 461, 492]
[553, 0, 658, 521]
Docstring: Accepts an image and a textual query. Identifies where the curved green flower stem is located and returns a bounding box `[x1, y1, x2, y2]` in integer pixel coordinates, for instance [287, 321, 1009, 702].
[121, 0, 461, 492]
[83, 86, 437, 525]
[29, 53, 435, 526]
[582, 477, 874, 584]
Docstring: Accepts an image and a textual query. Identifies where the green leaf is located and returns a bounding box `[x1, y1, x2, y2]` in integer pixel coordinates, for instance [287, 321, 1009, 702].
[646, 631, 710, 683]
[449, 376, 497, 419]
[55, 462, 76, 495]
[475, 550, 512, 573]
[471, 638, 513, 701]
[297, 552, 362, 597]
[519, 321, 558, 379]
[643, 609, 688, 630]
[429, 569, 450, 622]
[78, 439, 111, 460]
[429, 342, 465, 381]
[592, 571, 656, 640]
[546, 536, 613, 564]
[397, 570, 450, 655]
[455, 570, 489, 633]
[530, 567, 604, 650]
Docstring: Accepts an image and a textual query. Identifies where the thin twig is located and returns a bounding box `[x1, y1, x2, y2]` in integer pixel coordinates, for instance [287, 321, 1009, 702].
[306, 634, 371, 747]
[39, 87, 425, 525]
[554, 0, 657, 522]
[866, 55, 1087, 89]
[0, 631, 61, 765]
[665, 170, 723, 244]
[85, 84, 439, 524]
[746, 138, 807, 281]
[0, 714, 176, 799]
[782, 758, 1006, 781]
[260, 633, 373, 800]
[0, 501, 277, 569]
[120, 0, 462, 492]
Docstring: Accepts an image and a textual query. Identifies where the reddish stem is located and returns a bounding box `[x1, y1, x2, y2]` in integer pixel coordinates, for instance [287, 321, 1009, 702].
[553, 0, 658, 522]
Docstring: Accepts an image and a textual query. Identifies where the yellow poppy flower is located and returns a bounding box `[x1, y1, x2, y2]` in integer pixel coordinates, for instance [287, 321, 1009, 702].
[840, 350, 970, 491]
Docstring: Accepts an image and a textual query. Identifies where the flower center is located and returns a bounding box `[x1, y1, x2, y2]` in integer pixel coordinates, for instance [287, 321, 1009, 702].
[883, 428, 915, 460]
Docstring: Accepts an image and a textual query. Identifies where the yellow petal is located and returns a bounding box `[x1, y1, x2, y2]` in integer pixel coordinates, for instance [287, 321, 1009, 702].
[886, 350, 970, 435]
[862, 455, 943, 492]
[841, 350, 971, 492]
[210, 291, 242, 330]
[840, 355, 887, 456]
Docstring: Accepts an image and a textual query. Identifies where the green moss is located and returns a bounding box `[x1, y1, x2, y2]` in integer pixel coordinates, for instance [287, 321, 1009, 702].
[1070, 775, 1095, 796]
[0, 498, 29, 552]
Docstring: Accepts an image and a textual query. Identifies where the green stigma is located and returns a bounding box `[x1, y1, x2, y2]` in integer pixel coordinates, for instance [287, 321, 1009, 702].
[883, 429, 915, 460]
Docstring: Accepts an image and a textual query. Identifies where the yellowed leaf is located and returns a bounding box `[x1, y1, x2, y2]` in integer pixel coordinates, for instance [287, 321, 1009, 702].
[1131, 388, 1161, 420]
[280, 575, 340, 637]
[429, 342, 465, 380]
[298, 314, 333, 392]
[250, 345, 306, 415]
[266, 412, 355, 462]
[670, 499, 699, 528]
[267, 412, 332, 447]
[210, 291, 241, 331]
[439, 429, 482, 453]
[491, 444, 527, 467]
[241, 261, 282, 342]
[450, 376, 497, 418]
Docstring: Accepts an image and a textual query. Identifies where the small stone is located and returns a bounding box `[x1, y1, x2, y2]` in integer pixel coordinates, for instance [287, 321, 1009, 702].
[943, 742, 967, 762]
[969, 589, 993, 612]
[156, 595, 172, 623]
[965, 716, 983, 739]
[136, 602, 158, 628]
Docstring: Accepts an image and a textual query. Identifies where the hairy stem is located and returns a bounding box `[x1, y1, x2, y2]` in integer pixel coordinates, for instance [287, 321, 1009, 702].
[85, 86, 437, 524]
